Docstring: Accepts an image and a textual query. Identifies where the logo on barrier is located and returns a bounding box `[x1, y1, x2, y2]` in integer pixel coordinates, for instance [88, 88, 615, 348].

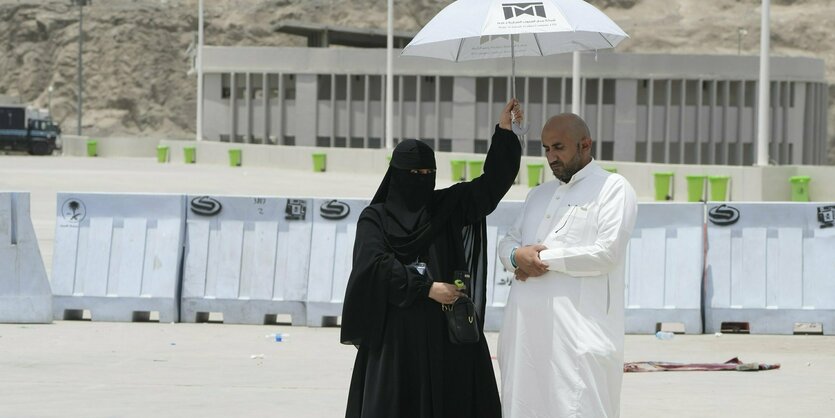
[708, 204, 740, 226]
[818, 206, 835, 228]
[502, 2, 546, 20]
[61, 199, 86, 223]
[285, 199, 307, 220]
[190, 196, 222, 216]
[320, 200, 351, 220]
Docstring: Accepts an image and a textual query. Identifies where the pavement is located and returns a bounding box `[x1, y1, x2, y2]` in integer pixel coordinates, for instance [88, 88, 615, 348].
[2, 154, 834, 417]
[0, 322, 833, 418]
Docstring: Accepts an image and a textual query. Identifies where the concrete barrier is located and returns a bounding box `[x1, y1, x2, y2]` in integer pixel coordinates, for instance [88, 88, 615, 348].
[624, 203, 705, 334]
[0, 192, 53, 323]
[705, 203, 835, 335]
[51, 193, 185, 322]
[484, 201, 524, 332]
[306, 198, 368, 326]
[180, 195, 312, 325]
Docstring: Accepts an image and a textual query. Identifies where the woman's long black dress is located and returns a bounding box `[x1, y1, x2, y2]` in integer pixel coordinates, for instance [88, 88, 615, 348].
[342, 127, 521, 418]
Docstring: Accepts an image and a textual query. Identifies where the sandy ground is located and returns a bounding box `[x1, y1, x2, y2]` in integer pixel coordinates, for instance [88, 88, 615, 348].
[2, 154, 835, 417]
[0, 322, 833, 418]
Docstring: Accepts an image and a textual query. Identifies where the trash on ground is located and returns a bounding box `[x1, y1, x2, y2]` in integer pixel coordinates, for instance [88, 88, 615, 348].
[624, 357, 780, 373]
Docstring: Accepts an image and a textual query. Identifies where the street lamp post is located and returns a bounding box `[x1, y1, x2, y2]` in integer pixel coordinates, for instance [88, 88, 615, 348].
[197, 0, 204, 141]
[71, 0, 90, 136]
[385, 0, 393, 150]
[756, 0, 770, 166]
[48, 85, 53, 120]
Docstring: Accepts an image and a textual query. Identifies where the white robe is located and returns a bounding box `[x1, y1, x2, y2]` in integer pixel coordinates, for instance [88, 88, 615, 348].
[498, 160, 637, 418]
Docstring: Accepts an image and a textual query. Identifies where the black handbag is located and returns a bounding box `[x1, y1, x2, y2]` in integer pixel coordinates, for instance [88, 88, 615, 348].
[443, 295, 480, 344]
[442, 270, 479, 344]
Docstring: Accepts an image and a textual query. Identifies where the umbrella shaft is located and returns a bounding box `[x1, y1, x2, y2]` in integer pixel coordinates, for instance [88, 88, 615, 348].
[510, 38, 516, 99]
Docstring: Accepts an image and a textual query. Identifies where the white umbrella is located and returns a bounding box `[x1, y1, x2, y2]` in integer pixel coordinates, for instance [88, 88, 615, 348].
[402, 0, 628, 134]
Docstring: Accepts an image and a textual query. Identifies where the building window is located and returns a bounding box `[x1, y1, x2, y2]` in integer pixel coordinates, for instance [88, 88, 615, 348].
[316, 136, 331, 147]
[438, 139, 452, 152]
[440, 77, 454, 101]
[602, 79, 616, 105]
[284, 74, 296, 100]
[546, 77, 563, 104]
[474, 139, 488, 154]
[318, 75, 332, 100]
[335, 75, 347, 101]
[526, 141, 542, 157]
[402, 76, 417, 101]
[221, 74, 231, 99]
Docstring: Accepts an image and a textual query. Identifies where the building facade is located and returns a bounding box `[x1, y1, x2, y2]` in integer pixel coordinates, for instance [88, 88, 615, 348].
[200, 46, 829, 165]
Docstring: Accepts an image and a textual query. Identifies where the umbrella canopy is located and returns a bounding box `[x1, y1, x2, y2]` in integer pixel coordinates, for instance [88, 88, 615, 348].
[401, 0, 628, 62]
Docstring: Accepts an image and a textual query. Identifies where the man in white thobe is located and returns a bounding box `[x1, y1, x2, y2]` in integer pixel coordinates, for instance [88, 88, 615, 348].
[498, 113, 637, 418]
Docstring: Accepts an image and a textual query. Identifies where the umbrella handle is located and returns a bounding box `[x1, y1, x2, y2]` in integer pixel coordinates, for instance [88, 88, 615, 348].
[512, 119, 529, 136]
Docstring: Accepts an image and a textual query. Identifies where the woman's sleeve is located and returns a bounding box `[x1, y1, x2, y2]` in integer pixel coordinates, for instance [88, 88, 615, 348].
[352, 217, 432, 308]
[449, 125, 522, 225]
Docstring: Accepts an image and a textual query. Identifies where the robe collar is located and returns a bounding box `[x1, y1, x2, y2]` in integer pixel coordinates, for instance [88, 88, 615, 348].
[558, 158, 598, 186]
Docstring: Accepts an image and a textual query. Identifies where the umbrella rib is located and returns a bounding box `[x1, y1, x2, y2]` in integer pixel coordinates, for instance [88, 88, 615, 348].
[454, 39, 466, 62]
[599, 32, 615, 49]
[533, 33, 544, 56]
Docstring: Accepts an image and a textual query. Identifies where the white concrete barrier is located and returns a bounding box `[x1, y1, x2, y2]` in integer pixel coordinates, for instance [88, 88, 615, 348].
[484, 201, 524, 332]
[624, 203, 705, 334]
[705, 203, 835, 335]
[180, 195, 312, 325]
[51, 193, 185, 322]
[306, 198, 368, 326]
[0, 192, 53, 323]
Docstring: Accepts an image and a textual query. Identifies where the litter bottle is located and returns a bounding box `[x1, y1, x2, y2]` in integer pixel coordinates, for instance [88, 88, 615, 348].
[655, 331, 675, 340]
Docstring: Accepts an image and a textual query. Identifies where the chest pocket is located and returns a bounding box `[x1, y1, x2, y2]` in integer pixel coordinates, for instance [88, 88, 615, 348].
[554, 204, 590, 244]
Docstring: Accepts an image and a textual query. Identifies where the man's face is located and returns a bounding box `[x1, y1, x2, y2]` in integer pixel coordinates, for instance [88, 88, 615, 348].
[541, 126, 585, 183]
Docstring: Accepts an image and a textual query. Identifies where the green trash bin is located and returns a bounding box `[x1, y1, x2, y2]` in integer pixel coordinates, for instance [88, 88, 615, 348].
[228, 148, 242, 167]
[183, 146, 196, 164]
[604, 167, 618, 173]
[789, 176, 811, 202]
[708, 175, 731, 201]
[450, 160, 466, 181]
[527, 163, 544, 188]
[86, 140, 98, 157]
[654, 172, 675, 201]
[156, 145, 169, 163]
[468, 160, 484, 181]
[312, 153, 327, 172]
[685, 175, 707, 202]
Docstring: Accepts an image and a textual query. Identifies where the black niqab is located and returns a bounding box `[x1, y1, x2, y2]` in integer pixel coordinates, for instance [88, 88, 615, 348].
[370, 139, 450, 263]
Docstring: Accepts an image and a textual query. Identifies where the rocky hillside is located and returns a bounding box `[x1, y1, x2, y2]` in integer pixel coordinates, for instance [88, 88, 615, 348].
[0, 0, 832, 162]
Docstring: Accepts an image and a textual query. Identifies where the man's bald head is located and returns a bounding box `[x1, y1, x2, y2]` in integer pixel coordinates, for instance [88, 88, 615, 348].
[540, 113, 593, 183]
[542, 113, 591, 145]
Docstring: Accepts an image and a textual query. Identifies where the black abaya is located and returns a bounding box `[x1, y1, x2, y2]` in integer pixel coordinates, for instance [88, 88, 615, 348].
[341, 126, 521, 418]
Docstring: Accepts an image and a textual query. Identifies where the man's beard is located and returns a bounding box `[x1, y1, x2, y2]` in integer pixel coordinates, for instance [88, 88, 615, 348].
[550, 144, 583, 183]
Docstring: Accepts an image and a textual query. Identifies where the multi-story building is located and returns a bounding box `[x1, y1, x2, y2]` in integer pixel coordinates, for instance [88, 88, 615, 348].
[198, 24, 829, 166]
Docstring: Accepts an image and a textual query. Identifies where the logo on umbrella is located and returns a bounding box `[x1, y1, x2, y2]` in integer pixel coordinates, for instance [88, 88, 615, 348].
[708, 204, 740, 226]
[502, 2, 546, 20]
[190, 196, 222, 216]
[320, 200, 351, 220]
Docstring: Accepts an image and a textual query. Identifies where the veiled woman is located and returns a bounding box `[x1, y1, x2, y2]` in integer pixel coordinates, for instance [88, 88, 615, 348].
[341, 100, 523, 418]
